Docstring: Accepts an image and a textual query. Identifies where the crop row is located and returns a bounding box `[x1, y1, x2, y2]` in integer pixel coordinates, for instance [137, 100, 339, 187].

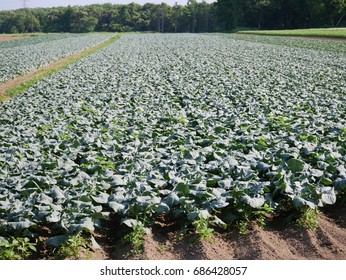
[0, 33, 114, 84]
[0, 34, 345, 250]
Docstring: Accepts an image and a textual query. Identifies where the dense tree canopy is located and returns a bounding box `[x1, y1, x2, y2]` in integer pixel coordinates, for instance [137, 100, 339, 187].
[216, 0, 346, 30]
[0, 1, 345, 33]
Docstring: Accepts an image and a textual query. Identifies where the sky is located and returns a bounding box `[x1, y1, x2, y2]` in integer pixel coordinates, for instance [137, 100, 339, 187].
[0, 0, 215, 10]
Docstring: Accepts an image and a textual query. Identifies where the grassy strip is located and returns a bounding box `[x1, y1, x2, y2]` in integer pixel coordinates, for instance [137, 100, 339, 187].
[0, 34, 120, 102]
[2, 77, 43, 101]
[238, 28, 346, 38]
[228, 34, 346, 54]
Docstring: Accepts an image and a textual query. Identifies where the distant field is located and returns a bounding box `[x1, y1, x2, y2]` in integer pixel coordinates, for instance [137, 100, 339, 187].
[225, 33, 346, 54]
[238, 28, 346, 38]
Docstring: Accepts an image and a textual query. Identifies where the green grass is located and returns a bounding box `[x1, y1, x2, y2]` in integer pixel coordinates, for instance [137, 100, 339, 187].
[238, 28, 346, 38]
[54, 234, 91, 260]
[0, 34, 120, 103]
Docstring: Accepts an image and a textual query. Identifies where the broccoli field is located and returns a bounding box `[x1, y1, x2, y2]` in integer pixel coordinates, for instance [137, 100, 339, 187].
[0, 34, 345, 259]
[0, 33, 114, 85]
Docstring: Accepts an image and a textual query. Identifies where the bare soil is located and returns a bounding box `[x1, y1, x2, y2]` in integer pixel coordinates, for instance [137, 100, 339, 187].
[89, 206, 346, 260]
[0, 36, 29, 42]
[238, 33, 346, 41]
[286, 36, 346, 41]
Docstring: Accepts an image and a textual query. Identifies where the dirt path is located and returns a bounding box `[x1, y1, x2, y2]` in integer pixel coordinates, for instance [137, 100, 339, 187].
[0, 36, 29, 42]
[238, 33, 346, 41]
[286, 36, 346, 41]
[90, 206, 346, 260]
[140, 215, 346, 260]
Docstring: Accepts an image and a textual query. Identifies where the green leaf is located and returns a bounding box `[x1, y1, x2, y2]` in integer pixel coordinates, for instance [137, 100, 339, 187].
[110, 175, 127, 186]
[50, 187, 65, 200]
[39, 193, 53, 205]
[241, 195, 265, 208]
[108, 201, 125, 213]
[155, 202, 170, 214]
[92, 193, 109, 204]
[46, 212, 61, 223]
[79, 217, 95, 231]
[187, 211, 199, 221]
[163, 193, 180, 206]
[293, 196, 316, 209]
[175, 182, 190, 196]
[311, 169, 324, 177]
[121, 218, 140, 228]
[211, 198, 229, 209]
[199, 210, 211, 219]
[287, 158, 305, 173]
[90, 236, 102, 250]
[46, 235, 68, 247]
[320, 176, 333, 186]
[218, 179, 232, 189]
[7, 220, 35, 230]
[212, 216, 227, 228]
[334, 179, 346, 191]
[321, 188, 336, 205]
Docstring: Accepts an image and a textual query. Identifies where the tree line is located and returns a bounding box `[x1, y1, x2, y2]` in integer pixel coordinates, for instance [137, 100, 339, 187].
[217, 0, 346, 30]
[0, 0, 345, 34]
[0, 1, 217, 33]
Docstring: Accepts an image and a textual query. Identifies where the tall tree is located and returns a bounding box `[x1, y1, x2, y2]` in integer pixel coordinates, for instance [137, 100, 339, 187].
[324, 0, 346, 26]
[246, 0, 271, 29]
[69, 7, 98, 33]
[216, 0, 245, 30]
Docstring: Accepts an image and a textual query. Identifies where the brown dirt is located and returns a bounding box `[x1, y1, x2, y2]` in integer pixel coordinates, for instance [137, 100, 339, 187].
[88, 206, 346, 260]
[238, 33, 346, 41]
[0, 36, 29, 42]
[286, 36, 346, 41]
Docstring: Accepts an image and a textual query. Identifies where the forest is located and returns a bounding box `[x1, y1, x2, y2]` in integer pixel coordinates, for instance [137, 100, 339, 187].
[0, 0, 345, 34]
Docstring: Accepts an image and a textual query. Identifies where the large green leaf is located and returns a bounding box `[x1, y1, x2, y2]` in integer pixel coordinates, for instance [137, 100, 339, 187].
[108, 201, 125, 213]
[46, 235, 68, 247]
[7, 220, 35, 230]
[321, 188, 336, 205]
[241, 195, 265, 208]
[287, 158, 305, 173]
[293, 196, 316, 209]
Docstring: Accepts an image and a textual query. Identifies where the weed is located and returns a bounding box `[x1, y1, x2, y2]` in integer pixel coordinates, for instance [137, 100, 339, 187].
[193, 218, 214, 240]
[55, 234, 91, 259]
[122, 224, 147, 255]
[157, 243, 166, 254]
[296, 207, 318, 230]
[237, 220, 250, 235]
[0, 237, 37, 260]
